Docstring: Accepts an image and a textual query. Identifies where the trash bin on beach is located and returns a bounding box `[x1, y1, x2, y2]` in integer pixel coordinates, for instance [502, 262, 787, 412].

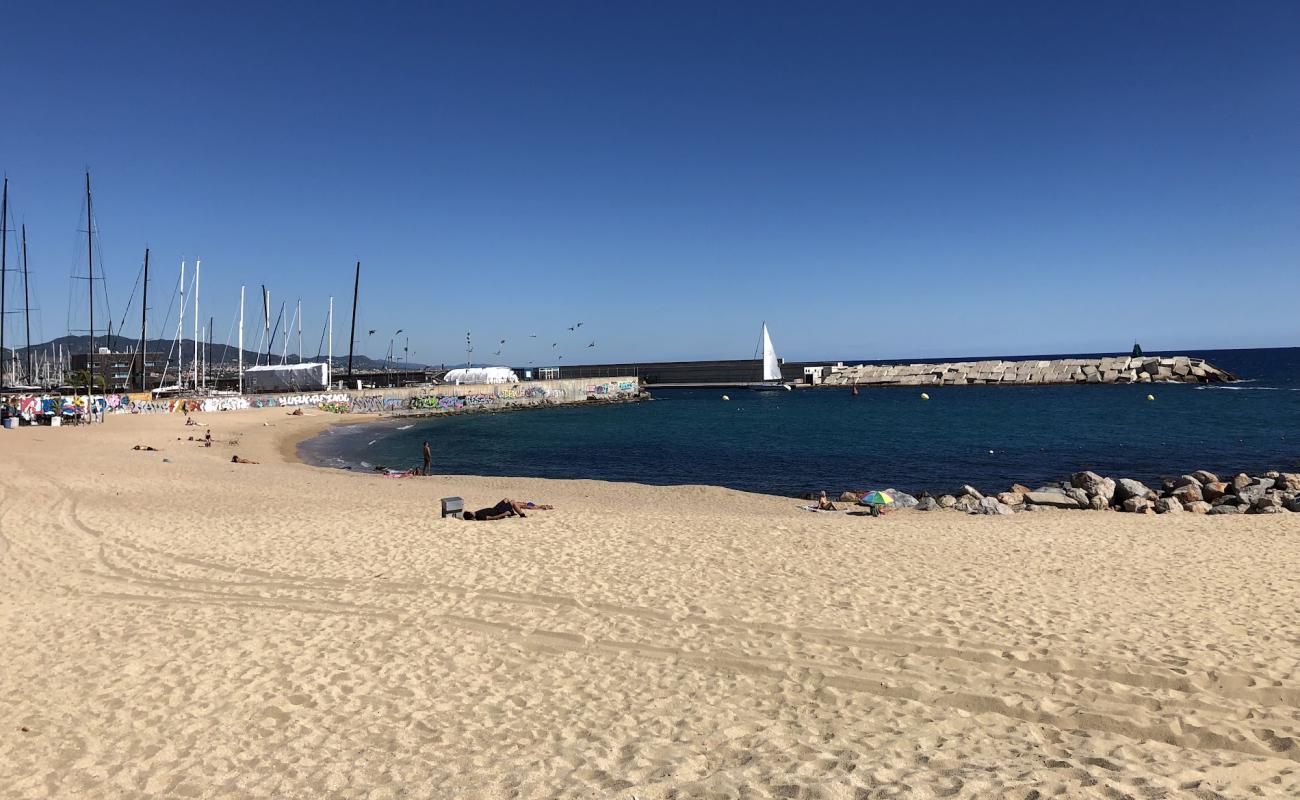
[2, 417, 16, 429]
[441, 497, 465, 519]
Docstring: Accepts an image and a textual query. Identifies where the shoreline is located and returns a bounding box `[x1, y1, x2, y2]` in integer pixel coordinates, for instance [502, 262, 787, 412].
[292, 407, 1300, 515]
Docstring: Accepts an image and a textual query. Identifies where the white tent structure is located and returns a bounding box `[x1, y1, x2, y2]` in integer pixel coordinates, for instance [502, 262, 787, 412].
[244, 362, 330, 392]
[442, 366, 519, 385]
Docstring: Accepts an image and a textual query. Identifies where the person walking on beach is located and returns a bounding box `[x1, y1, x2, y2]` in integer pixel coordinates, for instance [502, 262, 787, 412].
[422, 441, 432, 475]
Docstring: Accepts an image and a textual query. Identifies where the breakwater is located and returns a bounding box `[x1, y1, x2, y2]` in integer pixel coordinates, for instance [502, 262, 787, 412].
[0, 376, 642, 423]
[820, 355, 1235, 387]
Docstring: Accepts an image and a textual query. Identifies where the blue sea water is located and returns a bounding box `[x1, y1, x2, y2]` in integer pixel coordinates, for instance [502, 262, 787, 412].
[299, 347, 1300, 497]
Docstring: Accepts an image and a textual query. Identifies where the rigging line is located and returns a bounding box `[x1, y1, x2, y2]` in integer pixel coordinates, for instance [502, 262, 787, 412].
[220, 313, 236, 368]
[113, 259, 145, 347]
[315, 311, 329, 359]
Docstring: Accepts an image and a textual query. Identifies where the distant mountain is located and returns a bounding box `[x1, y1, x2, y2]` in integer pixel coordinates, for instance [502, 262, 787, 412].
[9, 335, 426, 371]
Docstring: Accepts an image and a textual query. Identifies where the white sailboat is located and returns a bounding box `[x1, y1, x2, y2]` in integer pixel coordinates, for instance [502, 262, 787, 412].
[750, 322, 792, 391]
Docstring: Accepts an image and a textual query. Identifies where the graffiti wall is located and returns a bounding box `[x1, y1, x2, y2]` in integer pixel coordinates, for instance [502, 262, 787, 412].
[1, 378, 639, 422]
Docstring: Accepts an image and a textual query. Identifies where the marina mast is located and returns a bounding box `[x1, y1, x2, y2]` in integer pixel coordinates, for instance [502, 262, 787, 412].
[85, 172, 96, 400]
[1, 177, 7, 387]
[346, 261, 359, 381]
[22, 224, 32, 384]
[139, 248, 149, 392]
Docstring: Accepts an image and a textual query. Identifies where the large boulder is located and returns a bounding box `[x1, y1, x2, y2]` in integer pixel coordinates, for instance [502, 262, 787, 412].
[1202, 482, 1229, 502]
[1115, 479, 1155, 503]
[959, 484, 984, 501]
[936, 494, 957, 509]
[1169, 483, 1203, 504]
[1183, 501, 1212, 514]
[1122, 497, 1152, 514]
[974, 497, 1014, 515]
[1191, 470, 1219, 485]
[1154, 497, 1183, 514]
[1253, 505, 1287, 515]
[1251, 494, 1283, 513]
[1230, 473, 1252, 493]
[1237, 483, 1272, 506]
[1208, 504, 1242, 515]
[1089, 494, 1109, 511]
[837, 491, 861, 503]
[996, 491, 1025, 507]
[1071, 471, 1116, 501]
[1277, 473, 1300, 492]
[1286, 497, 1300, 513]
[1010, 483, 1034, 494]
[1023, 491, 1083, 509]
[1171, 475, 1202, 489]
[1065, 487, 1090, 507]
[915, 497, 938, 511]
[885, 490, 919, 508]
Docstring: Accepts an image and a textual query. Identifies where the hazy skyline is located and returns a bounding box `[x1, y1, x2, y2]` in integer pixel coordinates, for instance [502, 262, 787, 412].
[1, 1, 1297, 365]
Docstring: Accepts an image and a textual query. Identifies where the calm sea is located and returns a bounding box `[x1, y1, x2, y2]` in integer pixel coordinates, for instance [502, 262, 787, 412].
[298, 347, 1300, 497]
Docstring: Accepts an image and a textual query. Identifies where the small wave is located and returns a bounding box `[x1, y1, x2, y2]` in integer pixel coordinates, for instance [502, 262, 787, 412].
[1195, 384, 1299, 391]
[397, 424, 414, 430]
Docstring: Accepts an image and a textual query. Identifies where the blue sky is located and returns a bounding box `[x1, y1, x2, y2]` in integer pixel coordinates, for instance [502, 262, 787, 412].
[1, 1, 1297, 365]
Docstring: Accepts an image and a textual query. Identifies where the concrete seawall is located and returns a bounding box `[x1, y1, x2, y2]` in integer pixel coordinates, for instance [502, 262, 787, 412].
[820, 356, 1235, 387]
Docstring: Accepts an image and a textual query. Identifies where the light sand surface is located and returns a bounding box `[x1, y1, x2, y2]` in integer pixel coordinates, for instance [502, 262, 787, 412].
[1, 408, 1298, 799]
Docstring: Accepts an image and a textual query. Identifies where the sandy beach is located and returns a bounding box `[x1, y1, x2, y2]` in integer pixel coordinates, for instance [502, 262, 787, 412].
[1, 408, 1298, 799]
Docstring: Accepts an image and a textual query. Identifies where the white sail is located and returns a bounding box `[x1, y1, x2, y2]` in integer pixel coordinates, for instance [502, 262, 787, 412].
[761, 323, 782, 381]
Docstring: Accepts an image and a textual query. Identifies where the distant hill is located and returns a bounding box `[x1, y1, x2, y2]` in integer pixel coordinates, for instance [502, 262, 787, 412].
[10, 335, 426, 371]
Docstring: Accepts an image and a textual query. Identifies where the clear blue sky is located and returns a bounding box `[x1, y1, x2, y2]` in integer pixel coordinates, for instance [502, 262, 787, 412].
[1, 1, 1297, 366]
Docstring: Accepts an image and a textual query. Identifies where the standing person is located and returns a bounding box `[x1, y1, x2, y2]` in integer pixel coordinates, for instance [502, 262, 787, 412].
[422, 441, 432, 475]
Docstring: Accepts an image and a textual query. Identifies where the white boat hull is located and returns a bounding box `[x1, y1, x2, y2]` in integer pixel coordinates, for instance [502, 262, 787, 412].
[748, 382, 792, 392]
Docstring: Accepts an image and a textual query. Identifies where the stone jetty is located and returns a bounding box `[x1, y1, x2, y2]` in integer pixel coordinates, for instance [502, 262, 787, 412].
[820, 355, 1235, 387]
[822, 469, 1299, 516]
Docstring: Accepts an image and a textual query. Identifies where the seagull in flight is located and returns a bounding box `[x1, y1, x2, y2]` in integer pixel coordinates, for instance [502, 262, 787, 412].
[367, 329, 376, 336]
[587, 341, 596, 348]
[576, 322, 583, 328]
[499, 338, 506, 344]
[568, 326, 575, 332]
[552, 342, 557, 347]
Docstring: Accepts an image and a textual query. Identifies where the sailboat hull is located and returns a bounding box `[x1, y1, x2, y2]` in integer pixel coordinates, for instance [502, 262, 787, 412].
[748, 382, 792, 392]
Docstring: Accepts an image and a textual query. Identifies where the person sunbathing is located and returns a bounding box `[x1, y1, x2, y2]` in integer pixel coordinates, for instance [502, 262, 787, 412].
[132, 445, 159, 452]
[464, 499, 536, 520]
[817, 490, 838, 511]
[231, 455, 259, 464]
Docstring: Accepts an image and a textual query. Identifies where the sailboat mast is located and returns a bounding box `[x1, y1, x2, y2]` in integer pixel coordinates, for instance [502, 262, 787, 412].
[177, 261, 185, 387]
[346, 261, 359, 381]
[206, 315, 213, 388]
[22, 224, 32, 384]
[1, 177, 7, 387]
[237, 285, 244, 395]
[327, 296, 334, 387]
[85, 172, 96, 400]
[193, 259, 200, 390]
[139, 248, 149, 392]
[296, 299, 302, 363]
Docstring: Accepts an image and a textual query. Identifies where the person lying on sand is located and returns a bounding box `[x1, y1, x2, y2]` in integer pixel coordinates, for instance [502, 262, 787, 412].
[185, 416, 199, 426]
[289, 408, 304, 416]
[463, 499, 540, 520]
[817, 490, 837, 511]
[231, 455, 258, 464]
[132, 445, 159, 452]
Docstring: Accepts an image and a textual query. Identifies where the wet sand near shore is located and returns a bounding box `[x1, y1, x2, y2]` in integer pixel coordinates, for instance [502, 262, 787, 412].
[1, 408, 1298, 798]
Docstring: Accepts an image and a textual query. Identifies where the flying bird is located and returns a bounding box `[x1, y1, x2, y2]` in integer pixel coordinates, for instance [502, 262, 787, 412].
[576, 322, 583, 328]
[367, 329, 376, 336]
[529, 333, 537, 338]
[587, 341, 596, 348]
[493, 350, 502, 356]
[552, 342, 557, 347]
[395, 329, 403, 335]
[499, 339, 506, 344]
[568, 326, 575, 332]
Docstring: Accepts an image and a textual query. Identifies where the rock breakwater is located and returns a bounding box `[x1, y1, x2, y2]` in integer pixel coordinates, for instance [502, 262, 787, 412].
[821, 469, 1299, 516]
[822, 355, 1235, 387]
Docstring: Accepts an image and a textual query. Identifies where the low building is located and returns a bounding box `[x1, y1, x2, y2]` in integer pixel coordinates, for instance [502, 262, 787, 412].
[70, 351, 167, 393]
